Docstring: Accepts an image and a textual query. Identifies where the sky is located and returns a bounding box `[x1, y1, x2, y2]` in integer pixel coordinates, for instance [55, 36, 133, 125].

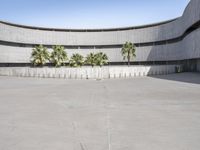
[0, 0, 190, 29]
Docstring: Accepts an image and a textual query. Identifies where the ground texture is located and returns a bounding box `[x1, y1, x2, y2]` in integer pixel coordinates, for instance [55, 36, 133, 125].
[0, 73, 200, 150]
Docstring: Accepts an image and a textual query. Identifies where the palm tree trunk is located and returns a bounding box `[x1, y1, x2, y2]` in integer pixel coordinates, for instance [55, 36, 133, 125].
[128, 52, 130, 67]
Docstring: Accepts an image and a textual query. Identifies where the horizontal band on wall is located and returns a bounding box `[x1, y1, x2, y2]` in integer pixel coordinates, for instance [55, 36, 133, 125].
[0, 20, 200, 49]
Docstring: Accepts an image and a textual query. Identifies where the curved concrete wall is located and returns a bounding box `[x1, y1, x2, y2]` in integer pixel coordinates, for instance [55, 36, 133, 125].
[0, 0, 200, 63]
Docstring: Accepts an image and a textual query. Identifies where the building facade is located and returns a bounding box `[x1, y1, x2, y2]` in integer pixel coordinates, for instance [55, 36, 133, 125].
[0, 0, 200, 70]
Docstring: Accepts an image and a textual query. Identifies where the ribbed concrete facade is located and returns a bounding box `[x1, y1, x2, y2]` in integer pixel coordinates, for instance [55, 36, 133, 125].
[0, 0, 200, 66]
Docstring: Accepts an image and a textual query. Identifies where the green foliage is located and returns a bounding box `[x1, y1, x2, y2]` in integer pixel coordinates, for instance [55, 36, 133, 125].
[31, 45, 50, 67]
[121, 42, 136, 66]
[85, 52, 108, 67]
[31, 45, 109, 68]
[69, 53, 84, 67]
[51, 45, 68, 67]
[94, 52, 108, 67]
[85, 53, 96, 67]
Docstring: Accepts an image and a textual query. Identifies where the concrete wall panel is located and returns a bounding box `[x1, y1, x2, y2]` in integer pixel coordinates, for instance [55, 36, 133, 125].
[0, 0, 200, 63]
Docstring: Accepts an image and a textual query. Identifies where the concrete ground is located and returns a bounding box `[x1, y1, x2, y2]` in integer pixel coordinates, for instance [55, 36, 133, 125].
[0, 73, 200, 150]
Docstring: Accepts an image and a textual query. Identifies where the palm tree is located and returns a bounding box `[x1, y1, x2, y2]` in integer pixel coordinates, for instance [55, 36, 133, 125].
[85, 53, 96, 67]
[69, 53, 84, 67]
[95, 52, 108, 67]
[121, 42, 136, 66]
[31, 45, 50, 67]
[51, 45, 67, 67]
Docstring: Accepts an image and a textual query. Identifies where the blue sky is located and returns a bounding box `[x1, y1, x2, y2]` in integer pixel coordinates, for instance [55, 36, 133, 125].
[0, 0, 190, 28]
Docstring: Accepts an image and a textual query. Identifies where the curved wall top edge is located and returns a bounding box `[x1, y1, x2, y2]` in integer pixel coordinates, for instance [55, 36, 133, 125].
[0, 18, 178, 32]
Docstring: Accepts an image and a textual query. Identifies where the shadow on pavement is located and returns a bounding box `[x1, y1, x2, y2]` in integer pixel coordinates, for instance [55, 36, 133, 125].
[149, 72, 200, 85]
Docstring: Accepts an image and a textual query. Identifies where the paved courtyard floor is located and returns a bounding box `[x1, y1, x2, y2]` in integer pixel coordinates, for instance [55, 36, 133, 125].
[0, 73, 200, 150]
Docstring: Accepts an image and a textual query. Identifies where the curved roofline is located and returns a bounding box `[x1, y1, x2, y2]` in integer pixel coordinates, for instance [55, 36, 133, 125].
[0, 18, 178, 32]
